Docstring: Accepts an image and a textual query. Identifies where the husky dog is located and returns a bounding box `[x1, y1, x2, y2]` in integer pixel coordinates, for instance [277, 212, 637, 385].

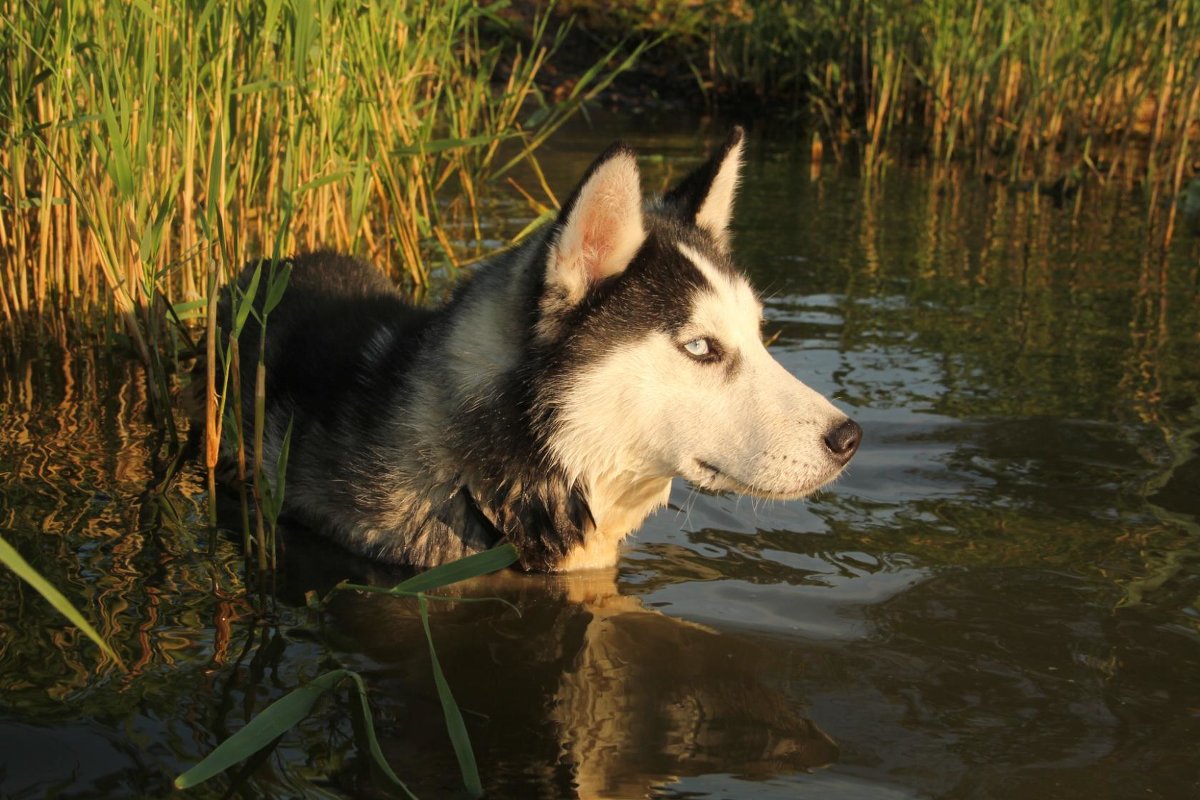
[219, 128, 861, 572]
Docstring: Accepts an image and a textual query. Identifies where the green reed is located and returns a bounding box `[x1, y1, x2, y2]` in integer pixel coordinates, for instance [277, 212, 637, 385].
[838, 1, 1191, 188]
[0, 0, 627, 338]
[564, 0, 1199, 193]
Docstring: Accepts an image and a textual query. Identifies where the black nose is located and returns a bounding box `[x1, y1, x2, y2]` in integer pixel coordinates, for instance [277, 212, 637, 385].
[824, 418, 862, 463]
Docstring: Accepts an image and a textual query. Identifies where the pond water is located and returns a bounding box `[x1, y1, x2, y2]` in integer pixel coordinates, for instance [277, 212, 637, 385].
[2, 116, 1199, 799]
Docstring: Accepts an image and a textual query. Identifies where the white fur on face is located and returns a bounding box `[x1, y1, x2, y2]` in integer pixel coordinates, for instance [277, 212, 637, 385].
[695, 137, 744, 250]
[551, 243, 850, 506]
[548, 151, 646, 305]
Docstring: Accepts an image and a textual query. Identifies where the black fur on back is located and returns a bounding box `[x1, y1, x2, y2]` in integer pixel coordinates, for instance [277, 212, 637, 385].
[219, 252, 436, 431]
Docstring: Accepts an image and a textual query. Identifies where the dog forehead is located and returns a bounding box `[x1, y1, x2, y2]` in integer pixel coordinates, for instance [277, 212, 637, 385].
[675, 242, 762, 330]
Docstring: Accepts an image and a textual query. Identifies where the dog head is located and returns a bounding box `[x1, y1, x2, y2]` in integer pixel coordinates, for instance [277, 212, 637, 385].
[537, 128, 861, 501]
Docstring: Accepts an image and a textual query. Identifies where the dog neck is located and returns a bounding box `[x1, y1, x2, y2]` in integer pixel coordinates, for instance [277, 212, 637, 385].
[556, 472, 671, 571]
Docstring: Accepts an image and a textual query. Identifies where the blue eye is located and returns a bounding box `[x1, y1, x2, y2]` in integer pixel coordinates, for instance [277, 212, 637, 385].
[683, 338, 711, 357]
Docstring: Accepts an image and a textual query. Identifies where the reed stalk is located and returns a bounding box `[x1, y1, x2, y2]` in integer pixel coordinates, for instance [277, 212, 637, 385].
[252, 349, 267, 575]
[570, 0, 1198, 186]
[2, 0, 620, 339]
[228, 335, 250, 552]
[205, 258, 219, 528]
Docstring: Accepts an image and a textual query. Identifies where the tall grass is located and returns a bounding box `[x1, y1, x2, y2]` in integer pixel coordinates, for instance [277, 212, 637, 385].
[561, 0, 1200, 194]
[846, 0, 1200, 186]
[0, 0, 627, 338]
[857, 2, 1191, 188]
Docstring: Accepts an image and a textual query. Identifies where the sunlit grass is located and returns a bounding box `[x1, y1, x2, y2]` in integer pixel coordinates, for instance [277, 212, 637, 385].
[561, 0, 1199, 195]
[0, 0, 633, 342]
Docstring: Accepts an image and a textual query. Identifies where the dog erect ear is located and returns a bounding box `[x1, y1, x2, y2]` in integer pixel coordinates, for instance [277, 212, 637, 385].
[546, 143, 644, 306]
[664, 127, 745, 250]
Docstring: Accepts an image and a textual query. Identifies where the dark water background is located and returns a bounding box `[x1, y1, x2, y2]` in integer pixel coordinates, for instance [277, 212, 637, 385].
[2, 116, 1199, 798]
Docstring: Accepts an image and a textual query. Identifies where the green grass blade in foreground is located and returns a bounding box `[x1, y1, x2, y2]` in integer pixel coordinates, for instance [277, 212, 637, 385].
[262, 262, 292, 317]
[346, 671, 419, 800]
[338, 542, 519, 596]
[174, 668, 352, 789]
[232, 262, 263, 335]
[0, 534, 125, 670]
[419, 593, 483, 798]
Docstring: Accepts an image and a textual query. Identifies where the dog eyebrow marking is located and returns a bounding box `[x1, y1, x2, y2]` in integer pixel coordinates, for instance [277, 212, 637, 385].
[676, 242, 727, 290]
[677, 241, 764, 316]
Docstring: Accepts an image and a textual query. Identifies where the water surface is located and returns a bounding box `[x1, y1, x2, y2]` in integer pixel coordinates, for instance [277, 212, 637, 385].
[2, 117, 1198, 798]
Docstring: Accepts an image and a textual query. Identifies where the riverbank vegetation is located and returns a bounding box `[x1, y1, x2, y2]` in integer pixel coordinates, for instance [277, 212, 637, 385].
[4, 0, 1198, 334]
[558, 0, 1199, 194]
[0, 0, 634, 329]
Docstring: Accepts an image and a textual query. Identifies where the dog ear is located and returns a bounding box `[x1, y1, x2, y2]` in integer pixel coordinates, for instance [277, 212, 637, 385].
[664, 127, 745, 250]
[546, 143, 645, 306]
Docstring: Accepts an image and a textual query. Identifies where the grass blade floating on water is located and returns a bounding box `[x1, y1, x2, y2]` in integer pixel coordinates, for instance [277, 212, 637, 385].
[346, 671, 419, 800]
[174, 668, 351, 789]
[419, 593, 483, 798]
[0, 534, 125, 671]
[338, 542, 519, 597]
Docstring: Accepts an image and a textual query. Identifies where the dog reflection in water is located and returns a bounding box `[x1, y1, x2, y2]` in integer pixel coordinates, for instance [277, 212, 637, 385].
[279, 530, 838, 798]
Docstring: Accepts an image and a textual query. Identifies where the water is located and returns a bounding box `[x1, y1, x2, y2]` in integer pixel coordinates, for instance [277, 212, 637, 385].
[2, 117, 1199, 798]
